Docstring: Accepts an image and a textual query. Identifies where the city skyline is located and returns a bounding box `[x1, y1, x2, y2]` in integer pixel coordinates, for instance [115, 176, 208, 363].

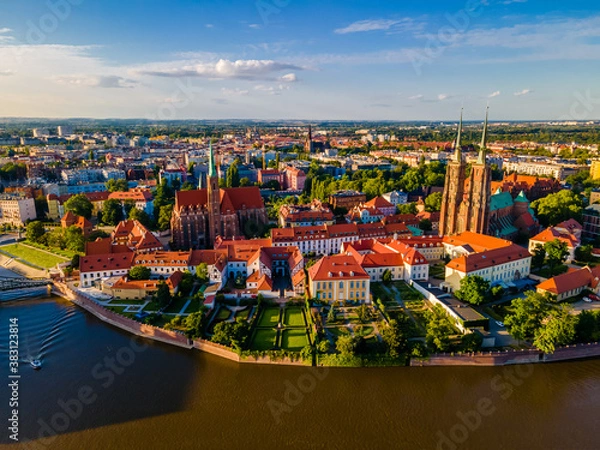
[1, 0, 600, 120]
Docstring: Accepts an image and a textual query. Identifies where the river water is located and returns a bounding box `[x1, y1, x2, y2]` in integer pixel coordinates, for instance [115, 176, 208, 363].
[0, 297, 599, 450]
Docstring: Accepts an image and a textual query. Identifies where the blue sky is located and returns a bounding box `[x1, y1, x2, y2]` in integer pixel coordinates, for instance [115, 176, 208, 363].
[1, 0, 600, 120]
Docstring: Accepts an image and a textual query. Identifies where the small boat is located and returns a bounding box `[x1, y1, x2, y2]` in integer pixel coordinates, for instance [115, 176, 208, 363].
[30, 360, 42, 370]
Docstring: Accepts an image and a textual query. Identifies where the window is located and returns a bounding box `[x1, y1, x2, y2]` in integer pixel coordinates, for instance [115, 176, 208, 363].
[339, 281, 343, 289]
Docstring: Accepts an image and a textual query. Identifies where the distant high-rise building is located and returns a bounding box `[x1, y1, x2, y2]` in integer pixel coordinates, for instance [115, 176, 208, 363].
[33, 128, 50, 138]
[57, 125, 73, 137]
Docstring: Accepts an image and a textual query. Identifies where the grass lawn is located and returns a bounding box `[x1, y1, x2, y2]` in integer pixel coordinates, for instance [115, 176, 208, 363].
[143, 300, 162, 312]
[395, 282, 424, 301]
[250, 329, 279, 351]
[0, 243, 68, 269]
[108, 299, 146, 305]
[258, 307, 281, 327]
[533, 265, 569, 278]
[164, 296, 189, 314]
[327, 326, 351, 337]
[284, 307, 305, 327]
[216, 306, 231, 321]
[106, 306, 127, 314]
[184, 299, 202, 314]
[371, 283, 393, 303]
[281, 329, 308, 351]
[235, 308, 251, 321]
[357, 326, 374, 336]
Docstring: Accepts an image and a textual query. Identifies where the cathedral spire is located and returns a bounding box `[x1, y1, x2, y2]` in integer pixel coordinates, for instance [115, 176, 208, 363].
[477, 106, 489, 165]
[454, 109, 463, 162]
[208, 141, 217, 178]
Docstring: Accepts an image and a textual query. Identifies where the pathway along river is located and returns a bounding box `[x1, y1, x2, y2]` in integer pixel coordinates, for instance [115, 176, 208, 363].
[1, 297, 599, 450]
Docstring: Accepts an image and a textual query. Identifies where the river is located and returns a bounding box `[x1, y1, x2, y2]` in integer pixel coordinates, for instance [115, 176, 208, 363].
[0, 297, 599, 450]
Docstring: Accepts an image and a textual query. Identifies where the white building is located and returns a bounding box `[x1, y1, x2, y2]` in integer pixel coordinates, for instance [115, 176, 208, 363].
[445, 244, 532, 291]
[0, 196, 37, 226]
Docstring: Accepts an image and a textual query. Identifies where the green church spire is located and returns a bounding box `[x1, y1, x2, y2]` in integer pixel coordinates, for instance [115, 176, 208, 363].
[477, 106, 489, 165]
[208, 141, 217, 178]
[454, 109, 463, 162]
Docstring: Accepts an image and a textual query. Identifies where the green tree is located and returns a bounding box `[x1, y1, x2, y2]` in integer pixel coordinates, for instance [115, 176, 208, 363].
[64, 194, 93, 219]
[154, 282, 172, 308]
[504, 291, 557, 342]
[129, 266, 151, 280]
[102, 198, 124, 226]
[26, 221, 45, 243]
[184, 309, 208, 339]
[196, 262, 209, 284]
[575, 244, 594, 263]
[397, 203, 417, 215]
[531, 190, 583, 226]
[356, 304, 372, 323]
[106, 178, 129, 192]
[531, 245, 546, 271]
[226, 160, 240, 188]
[533, 306, 577, 354]
[455, 275, 491, 306]
[34, 195, 49, 220]
[544, 239, 569, 276]
[239, 177, 251, 187]
[381, 319, 407, 358]
[424, 305, 455, 352]
[157, 204, 173, 232]
[419, 219, 432, 232]
[128, 208, 152, 229]
[381, 269, 393, 284]
[335, 334, 356, 357]
[211, 317, 251, 349]
[574, 310, 599, 343]
[424, 192, 443, 212]
[64, 226, 86, 252]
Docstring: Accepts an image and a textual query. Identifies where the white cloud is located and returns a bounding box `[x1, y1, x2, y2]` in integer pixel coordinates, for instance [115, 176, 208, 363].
[136, 59, 303, 80]
[514, 89, 532, 96]
[280, 73, 297, 82]
[248, 24, 261, 29]
[334, 18, 422, 35]
[438, 94, 450, 101]
[254, 84, 289, 95]
[54, 75, 137, 89]
[0, 70, 14, 76]
[408, 94, 424, 100]
[0, 28, 11, 34]
[221, 87, 249, 96]
[488, 91, 501, 98]
[205, 24, 214, 28]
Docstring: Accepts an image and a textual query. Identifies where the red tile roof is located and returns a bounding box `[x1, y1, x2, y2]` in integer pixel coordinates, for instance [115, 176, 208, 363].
[447, 244, 531, 273]
[308, 255, 369, 281]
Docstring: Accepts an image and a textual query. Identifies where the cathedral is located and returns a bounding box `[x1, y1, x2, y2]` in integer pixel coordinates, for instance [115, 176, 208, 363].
[439, 109, 492, 236]
[170, 144, 268, 249]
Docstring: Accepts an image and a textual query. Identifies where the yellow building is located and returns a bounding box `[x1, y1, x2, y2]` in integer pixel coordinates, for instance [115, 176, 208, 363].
[591, 161, 600, 180]
[307, 255, 370, 303]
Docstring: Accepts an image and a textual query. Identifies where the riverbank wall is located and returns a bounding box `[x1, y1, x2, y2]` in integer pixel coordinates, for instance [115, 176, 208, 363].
[53, 282, 304, 366]
[51, 282, 600, 368]
[411, 342, 600, 366]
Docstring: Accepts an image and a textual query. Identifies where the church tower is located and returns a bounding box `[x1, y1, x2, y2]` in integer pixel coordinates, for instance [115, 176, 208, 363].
[440, 110, 467, 235]
[305, 125, 314, 153]
[207, 142, 221, 247]
[467, 107, 492, 234]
